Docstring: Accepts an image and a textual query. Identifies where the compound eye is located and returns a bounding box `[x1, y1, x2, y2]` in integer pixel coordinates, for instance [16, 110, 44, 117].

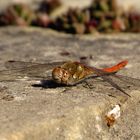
[52, 67, 63, 83]
[63, 71, 68, 77]
[62, 70, 70, 83]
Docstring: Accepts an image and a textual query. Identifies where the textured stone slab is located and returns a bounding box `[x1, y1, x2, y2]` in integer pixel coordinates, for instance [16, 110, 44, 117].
[0, 27, 140, 140]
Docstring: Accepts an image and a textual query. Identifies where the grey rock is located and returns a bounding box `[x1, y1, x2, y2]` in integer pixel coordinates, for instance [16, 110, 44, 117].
[0, 27, 140, 140]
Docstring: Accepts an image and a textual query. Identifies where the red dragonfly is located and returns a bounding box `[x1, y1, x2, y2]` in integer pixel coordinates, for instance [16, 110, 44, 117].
[0, 60, 138, 97]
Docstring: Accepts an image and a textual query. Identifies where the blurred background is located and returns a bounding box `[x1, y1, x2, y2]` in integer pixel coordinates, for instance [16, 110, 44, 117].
[0, 0, 139, 34]
[0, 0, 140, 11]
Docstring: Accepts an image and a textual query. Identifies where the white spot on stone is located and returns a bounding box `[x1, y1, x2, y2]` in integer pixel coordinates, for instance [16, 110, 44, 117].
[107, 105, 121, 119]
[95, 116, 100, 121]
[56, 127, 60, 131]
[95, 124, 102, 132]
[14, 96, 25, 101]
[18, 76, 30, 81]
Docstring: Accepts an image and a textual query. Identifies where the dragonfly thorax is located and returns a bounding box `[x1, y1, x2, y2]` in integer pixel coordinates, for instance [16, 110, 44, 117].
[52, 61, 94, 85]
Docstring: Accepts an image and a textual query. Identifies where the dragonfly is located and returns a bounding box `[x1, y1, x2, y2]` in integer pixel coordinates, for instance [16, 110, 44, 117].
[0, 60, 138, 97]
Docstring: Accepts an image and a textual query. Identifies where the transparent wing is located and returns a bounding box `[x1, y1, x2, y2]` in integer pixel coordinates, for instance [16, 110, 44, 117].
[5, 60, 65, 70]
[0, 61, 65, 81]
[111, 74, 140, 87]
[100, 75, 131, 97]
[83, 65, 140, 97]
[88, 66, 140, 97]
[5, 60, 41, 70]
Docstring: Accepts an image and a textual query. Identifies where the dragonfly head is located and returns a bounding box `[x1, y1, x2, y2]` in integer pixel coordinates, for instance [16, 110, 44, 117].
[52, 67, 71, 85]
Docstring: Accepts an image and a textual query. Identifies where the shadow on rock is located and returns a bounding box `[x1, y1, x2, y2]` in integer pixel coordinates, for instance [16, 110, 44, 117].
[32, 80, 64, 88]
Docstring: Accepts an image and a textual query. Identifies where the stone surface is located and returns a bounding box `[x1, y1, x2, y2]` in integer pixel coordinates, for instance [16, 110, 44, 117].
[0, 27, 140, 139]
